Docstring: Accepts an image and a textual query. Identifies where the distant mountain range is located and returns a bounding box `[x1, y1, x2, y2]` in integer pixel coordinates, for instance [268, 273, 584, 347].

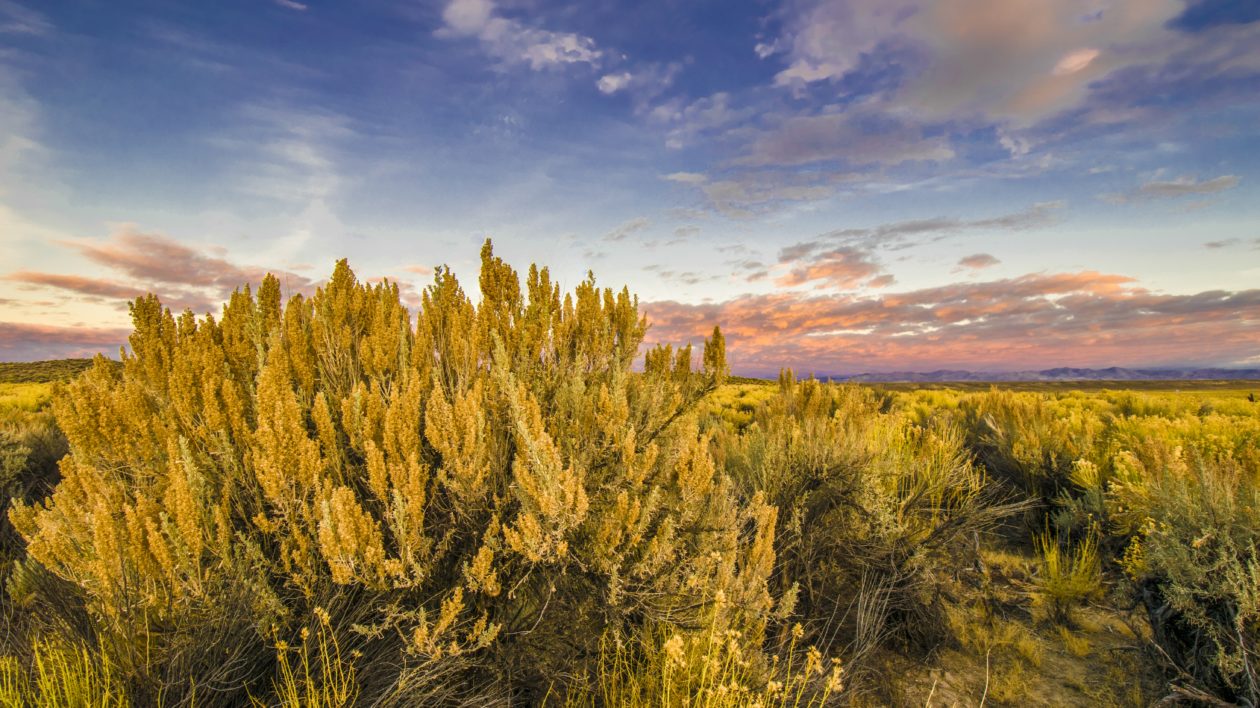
[826, 367, 1260, 383]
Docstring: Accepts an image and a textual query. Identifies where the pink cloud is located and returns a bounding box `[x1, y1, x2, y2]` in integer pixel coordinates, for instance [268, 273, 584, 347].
[64, 226, 314, 292]
[643, 271, 1260, 375]
[0, 322, 129, 362]
[957, 253, 1001, 270]
[776, 247, 885, 289]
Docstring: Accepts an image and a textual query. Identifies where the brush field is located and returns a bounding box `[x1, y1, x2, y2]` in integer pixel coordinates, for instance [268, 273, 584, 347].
[0, 248, 1256, 706]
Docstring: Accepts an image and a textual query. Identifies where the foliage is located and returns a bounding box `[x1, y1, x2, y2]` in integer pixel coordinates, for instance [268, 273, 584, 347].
[1108, 440, 1259, 703]
[709, 372, 1023, 675]
[2, 270, 1258, 703]
[0, 359, 102, 384]
[7, 242, 767, 705]
[0, 637, 127, 707]
[570, 605, 843, 708]
[1032, 526, 1102, 624]
[258, 607, 358, 708]
[957, 389, 1105, 502]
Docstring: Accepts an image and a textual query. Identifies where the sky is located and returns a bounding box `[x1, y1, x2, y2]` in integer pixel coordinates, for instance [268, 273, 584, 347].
[1, 0, 1259, 376]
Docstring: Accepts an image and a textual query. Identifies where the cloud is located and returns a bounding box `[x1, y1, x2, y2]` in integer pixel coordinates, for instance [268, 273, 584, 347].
[204, 103, 358, 264]
[0, 322, 129, 362]
[597, 72, 632, 94]
[662, 172, 708, 185]
[0, 1, 51, 35]
[754, 0, 1260, 189]
[6, 271, 148, 301]
[767, 0, 1203, 127]
[273, 0, 308, 10]
[958, 253, 1001, 269]
[741, 111, 954, 168]
[776, 246, 887, 290]
[6, 227, 320, 315]
[644, 271, 1260, 375]
[1052, 48, 1101, 76]
[404, 264, 434, 276]
[1170, 0, 1260, 31]
[439, 0, 601, 71]
[1139, 174, 1241, 197]
[1104, 174, 1241, 203]
[65, 227, 313, 292]
[603, 216, 651, 242]
[672, 170, 869, 219]
[225, 104, 350, 207]
[0, 66, 47, 195]
[784, 202, 1063, 259]
[649, 93, 750, 150]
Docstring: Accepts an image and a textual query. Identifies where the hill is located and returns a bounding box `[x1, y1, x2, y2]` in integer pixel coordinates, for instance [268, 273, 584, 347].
[0, 359, 103, 384]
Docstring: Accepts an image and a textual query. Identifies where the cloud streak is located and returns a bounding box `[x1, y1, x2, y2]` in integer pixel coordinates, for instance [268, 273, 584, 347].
[780, 203, 1063, 268]
[0, 322, 129, 362]
[6, 227, 318, 316]
[1104, 174, 1242, 204]
[603, 216, 651, 242]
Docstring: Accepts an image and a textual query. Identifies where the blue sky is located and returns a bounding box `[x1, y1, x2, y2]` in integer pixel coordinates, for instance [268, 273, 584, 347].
[1, 0, 1258, 374]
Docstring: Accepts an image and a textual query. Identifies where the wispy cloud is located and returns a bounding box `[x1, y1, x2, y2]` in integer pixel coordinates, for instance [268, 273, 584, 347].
[648, 92, 750, 150]
[0, 322, 129, 361]
[1139, 174, 1240, 198]
[0, 66, 47, 197]
[64, 227, 315, 293]
[7, 227, 318, 315]
[666, 170, 867, 219]
[603, 216, 651, 242]
[439, 0, 601, 71]
[6, 271, 149, 302]
[740, 110, 954, 168]
[0, 1, 51, 35]
[782, 203, 1063, 265]
[1103, 174, 1241, 204]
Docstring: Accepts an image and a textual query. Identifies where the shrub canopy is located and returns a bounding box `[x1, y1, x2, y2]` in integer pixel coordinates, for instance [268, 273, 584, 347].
[10, 242, 773, 705]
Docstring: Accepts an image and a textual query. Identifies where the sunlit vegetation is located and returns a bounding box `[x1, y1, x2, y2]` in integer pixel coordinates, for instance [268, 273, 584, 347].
[0, 245, 1257, 705]
[0, 359, 102, 384]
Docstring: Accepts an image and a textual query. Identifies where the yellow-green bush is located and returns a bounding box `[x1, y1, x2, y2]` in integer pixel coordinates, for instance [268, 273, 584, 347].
[1032, 526, 1102, 624]
[710, 372, 1022, 675]
[0, 637, 127, 707]
[957, 390, 1105, 501]
[570, 600, 843, 707]
[0, 385, 67, 631]
[7, 242, 776, 704]
[1108, 440, 1259, 703]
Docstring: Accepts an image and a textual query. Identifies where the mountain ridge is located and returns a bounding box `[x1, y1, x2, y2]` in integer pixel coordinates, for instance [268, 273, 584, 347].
[823, 366, 1260, 383]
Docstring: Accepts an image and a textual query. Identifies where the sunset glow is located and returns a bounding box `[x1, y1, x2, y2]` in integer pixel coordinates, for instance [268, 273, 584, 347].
[1, 0, 1258, 373]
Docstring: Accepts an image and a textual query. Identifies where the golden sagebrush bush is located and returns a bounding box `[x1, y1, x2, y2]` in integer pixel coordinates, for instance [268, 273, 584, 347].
[9, 241, 773, 704]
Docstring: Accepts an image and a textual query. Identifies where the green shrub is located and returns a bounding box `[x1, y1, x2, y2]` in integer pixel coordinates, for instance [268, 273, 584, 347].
[1032, 526, 1102, 624]
[0, 637, 127, 707]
